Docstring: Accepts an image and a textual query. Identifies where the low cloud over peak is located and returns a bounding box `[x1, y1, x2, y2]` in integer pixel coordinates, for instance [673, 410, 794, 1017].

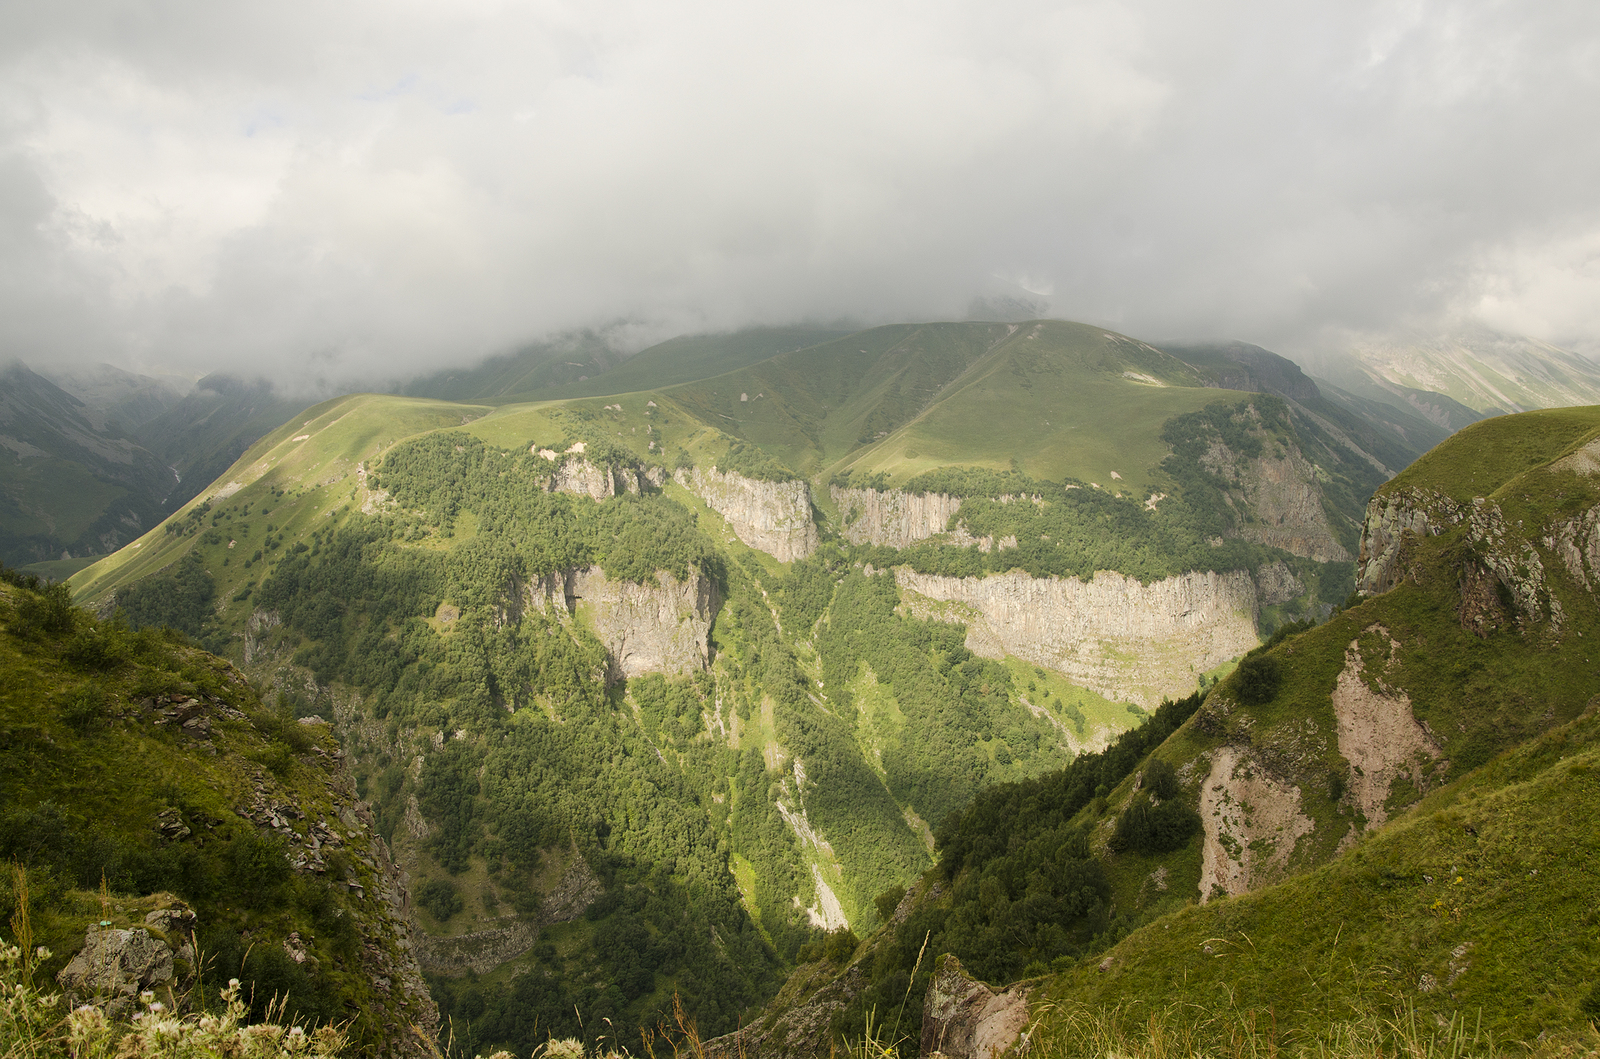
[2, 0, 1598, 384]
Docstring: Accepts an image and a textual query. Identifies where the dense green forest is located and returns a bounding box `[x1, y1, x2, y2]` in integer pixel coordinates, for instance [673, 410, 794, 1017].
[812, 690, 1205, 1043]
[151, 430, 1094, 1057]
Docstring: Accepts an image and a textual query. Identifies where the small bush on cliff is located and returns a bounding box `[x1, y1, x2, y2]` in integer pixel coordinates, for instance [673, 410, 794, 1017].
[1142, 758, 1181, 801]
[1233, 654, 1282, 706]
[1107, 795, 1201, 855]
[798, 928, 860, 965]
[417, 878, 464, 923]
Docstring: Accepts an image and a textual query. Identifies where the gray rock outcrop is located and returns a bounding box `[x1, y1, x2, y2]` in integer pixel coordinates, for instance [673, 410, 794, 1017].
[896, 567, 1260, 707]
[830, 486, 963, 548]
[524, 566, 719, 680]
[678, 467, 818, 561]
[1357, 486, 1566, 633]
[921, 954, 1032, 1059]
[546, 455, 665, 501]
[57, 896, 197, 1015]
[1254, 560, 1306, 606]
[1356, 487, 1458, 595]
[1203, 437, 1350, 562]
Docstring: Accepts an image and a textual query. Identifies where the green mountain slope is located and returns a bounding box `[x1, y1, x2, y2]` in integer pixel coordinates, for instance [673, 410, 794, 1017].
[1161, 340, 1456, 475]
[728, 404, 1600, 1057]
[1037, 700, 1600, 1049]
[401, 327, 851, 404]
[58, 318, 1500, 1058]
[657, 321, 1216, 490]
[0, 569, 437, 1056]
[0, 362, 177, 567]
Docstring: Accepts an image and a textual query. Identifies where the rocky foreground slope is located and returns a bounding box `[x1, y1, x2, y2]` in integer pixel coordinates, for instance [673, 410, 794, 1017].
[0, 573, 436, 1056]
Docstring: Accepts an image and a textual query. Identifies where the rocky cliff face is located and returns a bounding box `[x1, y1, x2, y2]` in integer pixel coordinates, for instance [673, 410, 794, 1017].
[544, 454, 665, 500]
[1357, 486, 1562, 632]
[895, 567, 1260, 707]
[524, 566, 719, 680]
[234, 720, 439, 1055]
[829, 485, 963, 548]
[678, 467, 818, 561]
[1202, 437, 1351, 562]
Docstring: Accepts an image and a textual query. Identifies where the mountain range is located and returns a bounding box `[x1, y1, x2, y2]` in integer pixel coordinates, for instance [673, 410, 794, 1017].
[3, 319, 1599, 1056]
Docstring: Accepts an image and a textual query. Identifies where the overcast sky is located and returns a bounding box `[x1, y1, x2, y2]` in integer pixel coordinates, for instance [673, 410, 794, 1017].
[2, 0, 1598, 385]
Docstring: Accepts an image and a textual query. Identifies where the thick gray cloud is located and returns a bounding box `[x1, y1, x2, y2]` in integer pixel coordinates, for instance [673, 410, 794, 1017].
[1, 0, 1598, 385]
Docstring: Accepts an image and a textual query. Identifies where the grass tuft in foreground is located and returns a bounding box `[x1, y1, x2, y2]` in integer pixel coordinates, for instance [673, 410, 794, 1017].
[0, 942, 347, 1058]
[1027, 998, 1600, 1059]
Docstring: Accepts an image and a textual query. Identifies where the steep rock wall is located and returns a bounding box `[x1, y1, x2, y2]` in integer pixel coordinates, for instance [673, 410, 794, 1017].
[1356, 487, 1462, 595]
[525, 566, 718, 680]
[1358, 487, 1561, 633]
[895, 567, 1260, 707]
[678, 467, 818, 561]
[829, 486, 963, 548]
[542, 454, 665, 501]
[1203, 440, 1351, 562]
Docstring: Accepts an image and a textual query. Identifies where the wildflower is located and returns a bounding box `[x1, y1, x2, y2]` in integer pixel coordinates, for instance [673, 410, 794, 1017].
[140, 990, 155, 1004]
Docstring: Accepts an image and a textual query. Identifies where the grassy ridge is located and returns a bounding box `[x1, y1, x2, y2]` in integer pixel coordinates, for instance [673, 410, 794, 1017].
[1039, 701, 1600, 1046]
[1379, 406, 1600, 502]
[0, 574, 430, 1052]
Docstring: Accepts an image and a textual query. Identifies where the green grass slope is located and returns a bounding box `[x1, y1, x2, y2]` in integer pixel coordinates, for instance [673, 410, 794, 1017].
[0, 571, 435, 1055]
[1038, 700, 1600, 1049]
[1377, 405, 1600, 502]
[653, 321, 1240, 491]
[71, 392, 492, 607]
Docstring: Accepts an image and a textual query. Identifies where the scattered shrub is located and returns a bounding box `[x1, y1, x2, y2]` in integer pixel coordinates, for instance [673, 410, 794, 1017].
[874, 885, 907, 923]
[417, 877, 464, 922]
[17, 582, 76, 637]
[1142, 758, 1181, 801]
[1234, 654, 1283, 705]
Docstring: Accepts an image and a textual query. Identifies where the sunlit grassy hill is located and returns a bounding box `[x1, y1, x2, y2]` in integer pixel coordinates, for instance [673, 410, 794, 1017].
[734, 404, 1600, 1056]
